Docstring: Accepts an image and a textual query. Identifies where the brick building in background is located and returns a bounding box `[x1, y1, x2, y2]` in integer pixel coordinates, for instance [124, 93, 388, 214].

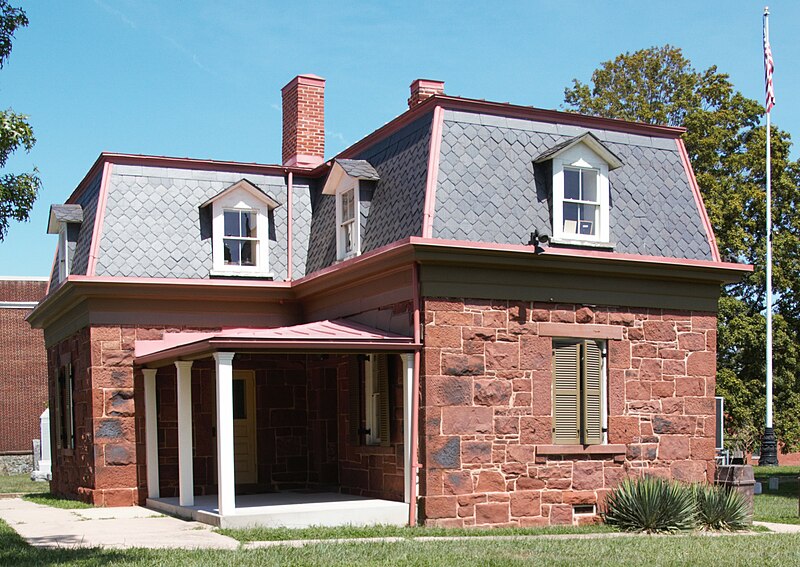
[0, 277, 48, 474]
[28, 75, 750, 528]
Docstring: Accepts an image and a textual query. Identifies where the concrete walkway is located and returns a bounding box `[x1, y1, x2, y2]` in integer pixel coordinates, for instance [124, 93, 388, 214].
[1, 497, 798, 551]
[753, 521, 800, 533]
[0, 497, 240, 549]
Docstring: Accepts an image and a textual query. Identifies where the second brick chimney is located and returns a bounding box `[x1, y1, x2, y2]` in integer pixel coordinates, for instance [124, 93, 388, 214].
[408, 79, 444, 109]
[282, 74, 325, 168]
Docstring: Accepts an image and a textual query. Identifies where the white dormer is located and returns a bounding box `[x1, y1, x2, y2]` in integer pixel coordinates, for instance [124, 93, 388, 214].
[201, 179, 280, 278]
[322, 159, 380, 261]
[47, 204, 83, 283]
[535, 133, 623, 246]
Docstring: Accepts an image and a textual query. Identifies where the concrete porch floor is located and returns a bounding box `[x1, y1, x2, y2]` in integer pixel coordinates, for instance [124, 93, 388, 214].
[147, 492, 409, 529]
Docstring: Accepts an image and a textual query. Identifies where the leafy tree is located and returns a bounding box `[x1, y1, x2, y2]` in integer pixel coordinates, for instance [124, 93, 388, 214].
[564, 45, 800, 451]
[0, 1, 39, 240]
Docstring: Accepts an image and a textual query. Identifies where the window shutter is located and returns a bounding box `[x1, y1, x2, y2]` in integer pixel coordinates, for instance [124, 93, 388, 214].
[582, 341, 603, 445]
[376, 354, 391, 447]
[348, 355, 361, 445]
[552, 341, 581, 445]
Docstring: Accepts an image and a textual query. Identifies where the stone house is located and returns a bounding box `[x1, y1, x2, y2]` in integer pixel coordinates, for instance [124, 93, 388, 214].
[27, 75, 749, 528]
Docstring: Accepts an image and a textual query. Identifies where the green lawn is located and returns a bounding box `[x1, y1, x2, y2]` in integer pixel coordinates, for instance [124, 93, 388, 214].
[753, 466, 800, 524]
[0, 474, 48, 495]
[2, 517, 800, 566]
[218, 523, 616, 542]
[22, 492, 92, 509]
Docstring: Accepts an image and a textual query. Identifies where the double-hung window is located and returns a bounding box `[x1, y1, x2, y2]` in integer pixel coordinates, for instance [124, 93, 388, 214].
[223, 209, 257, 267]
[552, 339, 606, 445]
[339, 187, 357, 258]
[536, 133, 621, 246]
[562, 167, 600, 237]
[348, 354, 391, 447]
[204, 179, 279, 278]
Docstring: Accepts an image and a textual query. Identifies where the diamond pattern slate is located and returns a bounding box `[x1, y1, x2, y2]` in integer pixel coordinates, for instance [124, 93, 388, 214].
[434, 116, 713, 261]
[94, 166, 290, 279]
[305, 113, 432, 274]
[336, 159, 380, 180]
[291, 178, 313, 277]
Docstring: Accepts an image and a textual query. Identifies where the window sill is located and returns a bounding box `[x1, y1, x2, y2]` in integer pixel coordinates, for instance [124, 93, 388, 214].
[210, 269, 274, 279]
[536, 444, 626, 461]
[550, 238, 616, 250]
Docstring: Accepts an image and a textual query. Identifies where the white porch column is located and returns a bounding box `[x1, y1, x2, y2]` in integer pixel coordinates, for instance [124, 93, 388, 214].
[143, 368, 159, 499]
[402, 353, 414, 504]
[214, 352, 236, 516]
[175, 360, 194, 507]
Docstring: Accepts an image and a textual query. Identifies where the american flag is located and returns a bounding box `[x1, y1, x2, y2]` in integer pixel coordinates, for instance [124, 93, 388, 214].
[764, 19, 775, 112]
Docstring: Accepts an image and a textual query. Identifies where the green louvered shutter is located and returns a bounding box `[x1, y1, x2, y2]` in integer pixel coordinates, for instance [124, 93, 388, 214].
[348, 355, 362, 445]
[582, 341, 603, 445]
[553, 341, 581, 445]
[376, 354, 391, 447]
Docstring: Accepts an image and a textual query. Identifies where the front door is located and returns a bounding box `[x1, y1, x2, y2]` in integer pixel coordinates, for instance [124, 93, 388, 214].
[232, 370, 258, 484]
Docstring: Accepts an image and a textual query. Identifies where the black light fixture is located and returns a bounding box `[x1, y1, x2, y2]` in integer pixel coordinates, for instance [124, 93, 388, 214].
[528, 229, 550, 253]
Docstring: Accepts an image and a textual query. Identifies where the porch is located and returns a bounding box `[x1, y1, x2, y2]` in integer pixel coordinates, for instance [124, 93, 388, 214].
[146, 492, 409, 528]
[134, 319, 420, 528]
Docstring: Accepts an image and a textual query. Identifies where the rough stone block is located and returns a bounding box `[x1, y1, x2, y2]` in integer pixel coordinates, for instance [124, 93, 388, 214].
[520, 416, 552, 444]
[486, 341, 519, 370]
[475, 502, 509, 524]
[442, 407, 493, 435]
[423, 495, 458, 519]
[443, 470, 474, 495]
[519, 336, 551, 371]
[572, 461, 603, 490]
[687, 351, 715, 377]
[474, 380, 512, 406]
[494, 416, 519, 435]
[462, 441, 493, 464]
[428, 376, 473, 406]
[442, 354, 485, 376]
[510, 491, 542, 517]
[426, 326, 462, 348]
[549, 504, 573, 525]
[425, 436, 461, 469]
[476, 471, 506, 493]
[658, 435, 690, 460]
[643, 321, 676, 342]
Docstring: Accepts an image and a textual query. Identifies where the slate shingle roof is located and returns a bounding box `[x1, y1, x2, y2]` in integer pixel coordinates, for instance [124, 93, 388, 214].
[335, 159, 380, 180]
[49, 204, 83, 225]
[433, 110, 713, 261]
[305, 113, 433, 274]
[93, 166, 291, 279]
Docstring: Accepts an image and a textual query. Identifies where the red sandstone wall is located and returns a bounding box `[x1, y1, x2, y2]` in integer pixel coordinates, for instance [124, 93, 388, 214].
[420, 298, 717, 527]
[0, 279, 47, 454]
[337, 353, 406, 501]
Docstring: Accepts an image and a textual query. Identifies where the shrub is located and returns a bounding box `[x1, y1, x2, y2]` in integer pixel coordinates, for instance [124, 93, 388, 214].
[692, 483, 750, 531]
[603, 476, 696, 533]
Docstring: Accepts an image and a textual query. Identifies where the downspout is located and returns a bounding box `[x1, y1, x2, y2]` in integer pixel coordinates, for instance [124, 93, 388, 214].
[409, 261, 422, 526]
[286, 171, 293, 281]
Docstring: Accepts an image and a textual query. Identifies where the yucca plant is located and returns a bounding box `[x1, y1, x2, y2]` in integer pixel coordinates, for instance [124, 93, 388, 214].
[603, 476, 696, 533]
[692, 483, 750, 531]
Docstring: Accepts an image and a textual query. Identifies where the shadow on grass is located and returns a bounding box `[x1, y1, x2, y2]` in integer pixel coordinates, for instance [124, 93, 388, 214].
[0, 521, 129, 567]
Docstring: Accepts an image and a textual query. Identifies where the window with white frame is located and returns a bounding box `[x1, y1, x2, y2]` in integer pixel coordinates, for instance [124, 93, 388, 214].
[336, 181, 360, 260]
[540, 135, 621, 246]
[553, 151, 610, 244]
[223, 209, 258, 267]
[204, 179, 279, 278]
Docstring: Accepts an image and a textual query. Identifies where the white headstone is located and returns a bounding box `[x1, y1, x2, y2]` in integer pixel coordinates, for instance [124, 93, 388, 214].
[31, 409, 51, 481]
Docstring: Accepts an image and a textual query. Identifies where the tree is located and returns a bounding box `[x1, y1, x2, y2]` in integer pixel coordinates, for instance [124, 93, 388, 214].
[0, 1, 39, 240]
[564, 45, 800, 452]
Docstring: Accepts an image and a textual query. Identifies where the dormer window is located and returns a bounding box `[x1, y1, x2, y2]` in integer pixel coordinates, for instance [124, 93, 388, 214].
[337, 183, 359, 259]
[47, 204, 83, 284]
[535, 132, 622, 246]
[223, 209, 257, 266]
[322, 158, 380, 261]
[202, 179, 280, 278]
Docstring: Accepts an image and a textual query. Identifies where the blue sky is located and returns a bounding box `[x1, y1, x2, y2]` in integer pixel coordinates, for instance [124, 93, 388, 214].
[1, 0, 797, 277]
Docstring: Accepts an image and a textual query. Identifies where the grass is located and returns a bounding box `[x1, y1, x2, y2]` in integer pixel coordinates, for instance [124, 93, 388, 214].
[752, 469, 800, 525]
[0, 474, 48, 495]
[22, 492, 92, 509]
[2, 517, 800, 566]
[217, 523, 616, 542]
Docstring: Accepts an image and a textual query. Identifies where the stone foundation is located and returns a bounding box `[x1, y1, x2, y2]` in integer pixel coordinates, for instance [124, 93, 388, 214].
[420, 297, 717, 527]
[0, 453, 34, 475]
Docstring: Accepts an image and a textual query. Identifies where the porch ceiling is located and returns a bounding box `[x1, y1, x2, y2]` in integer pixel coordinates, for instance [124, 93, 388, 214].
[134, 318, 418, 366]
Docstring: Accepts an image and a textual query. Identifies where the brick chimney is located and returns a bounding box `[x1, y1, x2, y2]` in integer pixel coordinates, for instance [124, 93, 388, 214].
[408, 79, 444, 109]
[282, 74, 325, 167]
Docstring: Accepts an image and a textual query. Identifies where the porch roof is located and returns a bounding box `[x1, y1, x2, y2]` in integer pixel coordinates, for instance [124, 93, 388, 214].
[134, 318, 418, 366]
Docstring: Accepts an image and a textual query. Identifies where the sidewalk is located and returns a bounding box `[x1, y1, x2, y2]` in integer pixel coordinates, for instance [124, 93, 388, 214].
[1, 497, 798, 551]
[0, 497, 239, 549]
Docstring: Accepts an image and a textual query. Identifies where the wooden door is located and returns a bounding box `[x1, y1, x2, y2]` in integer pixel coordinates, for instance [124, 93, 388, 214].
[232, 370, 258, 484]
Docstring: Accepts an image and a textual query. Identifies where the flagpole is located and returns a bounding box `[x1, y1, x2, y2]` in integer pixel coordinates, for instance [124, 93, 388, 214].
[760, 5, 778, 466]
